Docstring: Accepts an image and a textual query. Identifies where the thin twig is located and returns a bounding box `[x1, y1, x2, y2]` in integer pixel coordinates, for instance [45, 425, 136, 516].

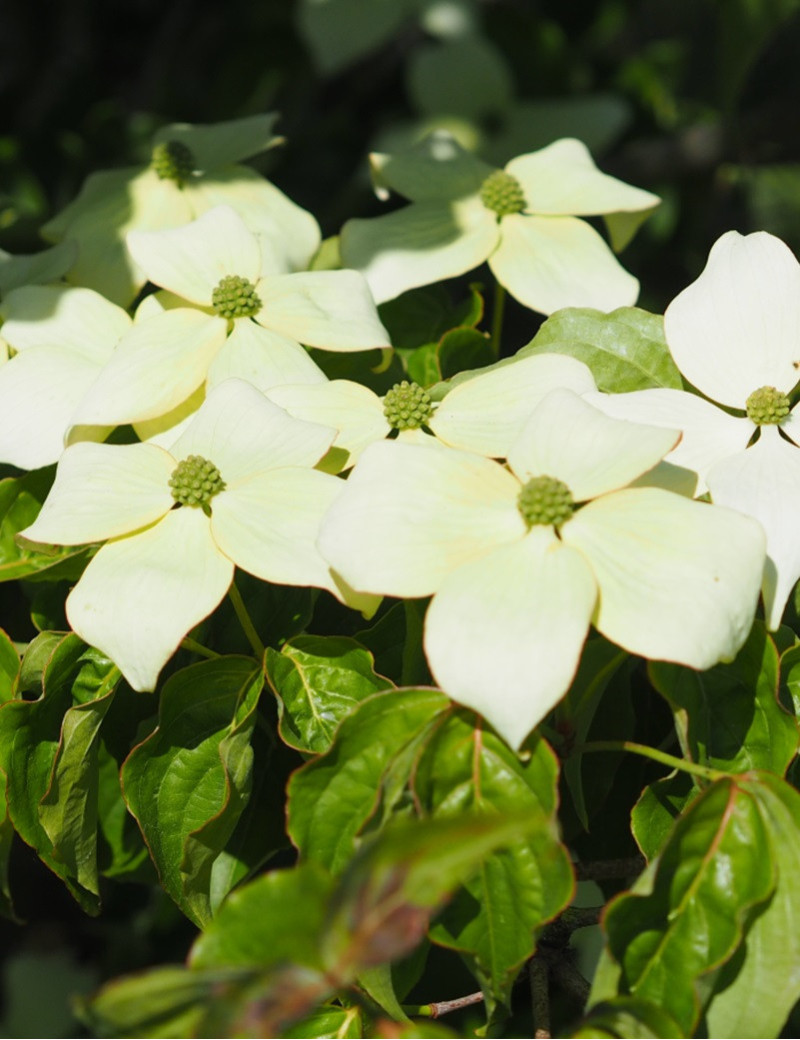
[574, 855, 645, 882]
[529, 956, 551, 1039]
[402, 991, 484, 1018]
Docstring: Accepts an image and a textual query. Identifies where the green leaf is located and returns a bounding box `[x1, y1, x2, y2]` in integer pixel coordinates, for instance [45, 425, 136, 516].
[380, 284, 483, 353]
[520, 307, 682, 392]
[649, 622, 799, 775]
[0, 633, 119, 911]
[297, 0, 410, 73]
[414, 717, 573, 1015]
[0, 628, 19, 700]
[703, 774, 800, 1038]
[714, 0, 800, 108]
[602, 778, 776, 1034]
[77, 965, 234, 1039]
[121, 656, 265, 927]
[572, 995, 685, 1038]
[408, 37, 513, 120]
[631, 772, 697, 862]
[190, 861, 335, 970]
[437, 326, 494, 380]
[287, 688, 450, 873]
[355, 601, 432, 689]
[282, 1005, 364, 1038]
[38, 656, 119, 892]
[265, 635, 394, 754]
[0, 468, 90, 582]
[324, 812, 550, 973]
[555, 638, 629, 829]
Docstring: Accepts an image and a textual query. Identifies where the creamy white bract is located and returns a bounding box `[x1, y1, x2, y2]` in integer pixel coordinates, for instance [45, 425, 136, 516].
[20, 380, 377, 692]
[586, 231, 800, 629]
[341, 133, 659, 313]
[318, 389, 766, 748]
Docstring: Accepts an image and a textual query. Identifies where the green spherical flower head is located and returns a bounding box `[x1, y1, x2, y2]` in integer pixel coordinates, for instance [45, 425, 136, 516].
[151, 140, 196, 185]
[745, 385, 791, 425]
[383, 381, 434, 430]
[480, 170, 526, 218]
[169, 455, 226, 508]
[517, 475, 574, 528]
[211, 275, 262, 320]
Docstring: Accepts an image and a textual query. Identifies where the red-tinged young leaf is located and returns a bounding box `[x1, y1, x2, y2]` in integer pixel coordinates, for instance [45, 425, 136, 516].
[601, 777, 776, 1034]
[323, 813, 550, 977]
[414, 715, 573, 1015]
[121, 656, 266, 927]
[266, 635, 394, 753]
[287, 687, 450, 872]
[649, 621, 799, 776]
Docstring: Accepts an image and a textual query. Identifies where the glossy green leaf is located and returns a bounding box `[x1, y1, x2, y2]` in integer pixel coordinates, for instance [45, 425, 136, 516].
[780, 641, 800, 715]
[190, 861, 335, 970]
[520, 307, 682, 392]
[405, 342, 442, 387]
[0, 633, 119, 911]
[649, 622, 799, 776]
[287, 688, 450, 872]
[414, 716, 573, 1014]
[121, 656, 265, 926]
[282, 1005, 364, 1038]
[266, 635, 393, 753]
[703, 774, 800, 1038]
[0, 468, 90, 582]
[631, 772, 697, 862]
[572, 995, 685, 1038]
[602, 778, 776, 1034]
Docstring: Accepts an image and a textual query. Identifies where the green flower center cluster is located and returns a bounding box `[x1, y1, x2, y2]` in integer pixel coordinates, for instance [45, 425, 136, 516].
[745, 385, 790, 425]
[211, 275, 262, 319]
[151, 140, 196, 185]
[383, 381, 434, 430]
[479, 170, 526, 217]
[169, 455, 226, 507]
[517, 475, 574, 528]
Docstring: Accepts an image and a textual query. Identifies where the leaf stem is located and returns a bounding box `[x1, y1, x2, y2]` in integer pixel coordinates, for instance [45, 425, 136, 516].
[490, 281, 506, 357]
[228, 579, 265, 661]
[180, 637, 220, 660]
[402, 991, 484, 1018]
[574, 739, 725, 782]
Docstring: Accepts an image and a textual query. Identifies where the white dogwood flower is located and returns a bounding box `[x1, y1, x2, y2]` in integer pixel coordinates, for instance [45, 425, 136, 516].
[67, 206, 390, 439]
[319, 389, 765, 748]
[41, 115, 320, 305]
[0, 285, 131, 468]
[341, 133, 659, 313]
[266, 352, 597, 465]
[586, 231, 800, 629]
[21, 380, 375, 691]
